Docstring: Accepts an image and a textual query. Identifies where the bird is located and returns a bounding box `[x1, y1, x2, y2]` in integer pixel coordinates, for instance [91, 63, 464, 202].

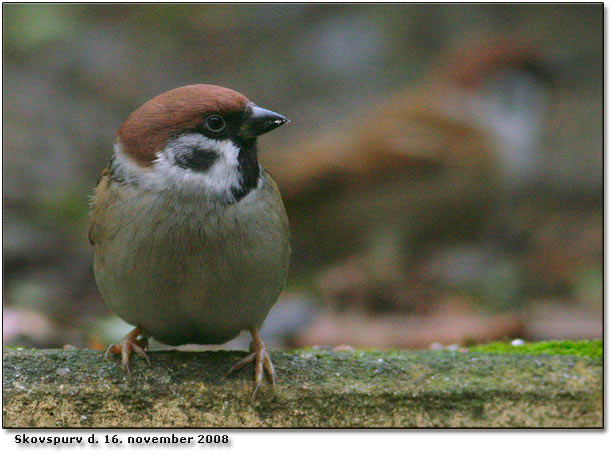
[265, 38, 554, 317]
[89, 84, 291, 401]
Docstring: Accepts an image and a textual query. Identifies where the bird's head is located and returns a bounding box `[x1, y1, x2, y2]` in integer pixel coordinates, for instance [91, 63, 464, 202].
[113, 84, 289, 202]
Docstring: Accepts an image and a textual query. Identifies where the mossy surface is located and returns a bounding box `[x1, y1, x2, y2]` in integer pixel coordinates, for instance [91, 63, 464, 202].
[3, 347, 602, 428]
[469, 340, 603, 361]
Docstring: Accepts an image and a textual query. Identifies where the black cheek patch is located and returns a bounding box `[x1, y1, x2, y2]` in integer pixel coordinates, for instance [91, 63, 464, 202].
[174, 149, 218, 172]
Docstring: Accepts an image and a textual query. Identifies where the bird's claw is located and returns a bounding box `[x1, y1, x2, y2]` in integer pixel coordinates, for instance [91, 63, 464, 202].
[227, 329, 276, 402]
[104, 327, 150, 377]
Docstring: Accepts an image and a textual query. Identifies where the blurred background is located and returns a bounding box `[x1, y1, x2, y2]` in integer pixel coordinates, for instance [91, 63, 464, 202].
[3, 4, 603, 351]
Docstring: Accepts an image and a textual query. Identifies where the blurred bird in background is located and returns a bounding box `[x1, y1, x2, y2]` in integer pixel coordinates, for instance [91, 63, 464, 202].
[266, 37, 599, 348]
[272, 39, 549, 288]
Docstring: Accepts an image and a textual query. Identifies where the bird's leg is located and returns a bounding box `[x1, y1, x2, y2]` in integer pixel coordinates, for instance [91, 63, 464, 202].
[227, 327, 276, 402]
[104, 326, 151, 376]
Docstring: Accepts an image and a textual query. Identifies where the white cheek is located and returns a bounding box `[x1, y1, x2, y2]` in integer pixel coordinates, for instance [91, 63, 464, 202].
[113, 135, 243, 201]
[198, 138, 241, 193]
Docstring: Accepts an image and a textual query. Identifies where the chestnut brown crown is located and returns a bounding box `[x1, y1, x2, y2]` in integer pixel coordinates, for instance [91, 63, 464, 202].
[117, 85, 250, 167]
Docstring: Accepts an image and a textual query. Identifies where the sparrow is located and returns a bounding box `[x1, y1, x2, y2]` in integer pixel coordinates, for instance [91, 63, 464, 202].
[264, 38, 554, 323]
[89, 84, 291, 401]
[270, 37, 552, 273]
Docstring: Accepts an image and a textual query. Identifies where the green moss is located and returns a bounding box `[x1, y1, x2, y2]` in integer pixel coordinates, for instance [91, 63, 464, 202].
[469, 340, 602, 359]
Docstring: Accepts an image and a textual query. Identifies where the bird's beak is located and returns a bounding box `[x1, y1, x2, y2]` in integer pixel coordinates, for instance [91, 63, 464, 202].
[241, 103, 290, 138]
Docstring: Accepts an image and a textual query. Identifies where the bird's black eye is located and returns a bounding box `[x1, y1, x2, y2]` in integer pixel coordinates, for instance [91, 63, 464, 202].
[205, 115, 226, 133]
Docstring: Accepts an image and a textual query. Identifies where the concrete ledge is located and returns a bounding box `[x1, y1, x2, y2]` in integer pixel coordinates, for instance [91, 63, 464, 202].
[2, 348, 602, 428]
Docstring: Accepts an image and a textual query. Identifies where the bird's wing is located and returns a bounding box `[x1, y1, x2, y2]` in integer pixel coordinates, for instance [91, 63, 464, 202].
[88, 166, 112, 246]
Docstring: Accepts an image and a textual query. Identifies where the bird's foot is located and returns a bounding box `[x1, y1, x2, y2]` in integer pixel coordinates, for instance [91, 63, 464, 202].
[104, 326, 150, 376]
[227, 328, 275, 402]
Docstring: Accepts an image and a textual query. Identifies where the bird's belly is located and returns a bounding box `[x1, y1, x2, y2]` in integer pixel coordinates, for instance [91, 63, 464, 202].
[94, 209, 288, 346]
[96, 247, 282, 345]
